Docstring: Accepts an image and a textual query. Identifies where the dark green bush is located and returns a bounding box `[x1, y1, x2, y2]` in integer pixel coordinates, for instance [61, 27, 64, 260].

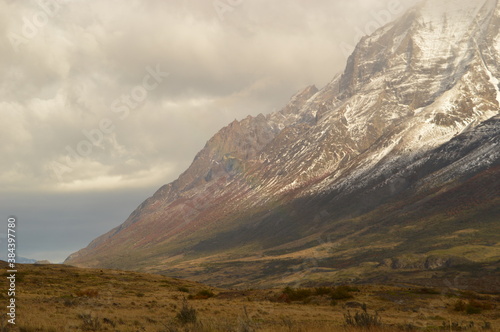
[466, 305, 482, 315]
[314, 287, 332, 296]
[331, 285, 355, 300]
[282, 286, 313, 301]
[454, 299, 492, 315]
[177, 286, 189, 293]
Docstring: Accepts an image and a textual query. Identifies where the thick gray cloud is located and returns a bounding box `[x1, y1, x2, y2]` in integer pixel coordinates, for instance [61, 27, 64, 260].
[0, 0, 420, 262]
[0, 188, 155, 263]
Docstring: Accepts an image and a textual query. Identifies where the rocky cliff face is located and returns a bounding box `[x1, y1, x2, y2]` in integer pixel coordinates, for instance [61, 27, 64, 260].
[66, 0, 500, 289]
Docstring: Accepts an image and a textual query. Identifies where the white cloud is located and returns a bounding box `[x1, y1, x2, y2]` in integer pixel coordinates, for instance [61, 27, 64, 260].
[0, 0, 420, 194]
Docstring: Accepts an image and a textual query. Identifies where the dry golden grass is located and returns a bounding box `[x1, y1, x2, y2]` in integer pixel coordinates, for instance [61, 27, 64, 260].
[0, 262, 498, 331]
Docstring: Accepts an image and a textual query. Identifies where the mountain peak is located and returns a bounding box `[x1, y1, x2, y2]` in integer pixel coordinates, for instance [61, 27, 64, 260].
[340, 0, 499, 104]
[293, 84, 318, 99]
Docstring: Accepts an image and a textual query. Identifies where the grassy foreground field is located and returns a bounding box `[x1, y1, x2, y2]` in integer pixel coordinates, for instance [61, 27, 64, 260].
[0, 262, 498, 331]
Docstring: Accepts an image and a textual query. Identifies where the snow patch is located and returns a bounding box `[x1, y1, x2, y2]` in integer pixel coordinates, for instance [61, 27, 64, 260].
[485, 67, 500, 107]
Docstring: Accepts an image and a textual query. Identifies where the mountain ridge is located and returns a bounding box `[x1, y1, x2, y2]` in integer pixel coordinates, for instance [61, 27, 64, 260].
[66, 0, 500, 289]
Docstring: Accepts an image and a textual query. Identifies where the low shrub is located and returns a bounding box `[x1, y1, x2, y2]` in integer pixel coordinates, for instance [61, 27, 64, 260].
[282, 286, 313, 302]
[177, 286, 189, 293]
[188, 289, 215, 300]
[103, 317, 116, 327]
[466, 305, 482, 315]
[454, 300, 467, 312]
[331, 285, 355, 300]
[454, 299, 493, 315]
[413, 287, 440, 295]
[63, 297, 79, 307]
[314, 287, 332, 296]
[344, 305, 381, 327]
[78, 313, 101, 331]
[75, 289, 99, 298]
[176, 299, 197, 324]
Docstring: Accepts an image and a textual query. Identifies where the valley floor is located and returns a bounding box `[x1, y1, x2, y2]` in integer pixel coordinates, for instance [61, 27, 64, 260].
[1, 263, 498, 331]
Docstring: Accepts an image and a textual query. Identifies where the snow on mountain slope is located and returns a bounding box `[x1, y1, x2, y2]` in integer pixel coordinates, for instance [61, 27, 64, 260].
[239, 0, 499, 202]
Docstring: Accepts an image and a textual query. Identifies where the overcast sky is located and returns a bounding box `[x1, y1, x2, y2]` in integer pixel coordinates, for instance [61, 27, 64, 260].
[0, 0, 419, 263]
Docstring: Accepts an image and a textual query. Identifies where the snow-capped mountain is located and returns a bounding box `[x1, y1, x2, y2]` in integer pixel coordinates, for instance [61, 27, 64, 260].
[66, 0, 500, 289]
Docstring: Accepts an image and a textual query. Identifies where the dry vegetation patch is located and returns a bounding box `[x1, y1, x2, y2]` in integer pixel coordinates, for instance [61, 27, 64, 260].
[0, 262, 497, 331]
